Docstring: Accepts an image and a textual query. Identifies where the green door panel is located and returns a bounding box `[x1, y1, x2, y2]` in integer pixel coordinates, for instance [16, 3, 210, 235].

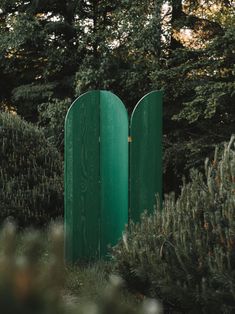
[130, 91, 163, 222]
[64, 91, 128, 262]
[64, 91, 100, 263]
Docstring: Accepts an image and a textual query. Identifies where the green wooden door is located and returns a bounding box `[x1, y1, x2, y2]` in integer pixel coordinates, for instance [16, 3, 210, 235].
[129, 91, 163, 222]
[64, 91, 128, 263]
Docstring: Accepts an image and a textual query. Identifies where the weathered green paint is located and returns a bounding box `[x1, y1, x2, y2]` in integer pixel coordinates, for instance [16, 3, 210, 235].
[64, 91, 128, 263]
[129, 91, 163, 222]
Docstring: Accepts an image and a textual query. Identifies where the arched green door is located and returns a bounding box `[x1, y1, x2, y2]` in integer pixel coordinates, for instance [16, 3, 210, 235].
[64, 91, 128, 263]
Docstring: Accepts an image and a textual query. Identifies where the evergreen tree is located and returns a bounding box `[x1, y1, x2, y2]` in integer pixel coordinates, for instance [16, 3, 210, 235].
[0, 0, 79, 121]
[150, 0, 235, 192]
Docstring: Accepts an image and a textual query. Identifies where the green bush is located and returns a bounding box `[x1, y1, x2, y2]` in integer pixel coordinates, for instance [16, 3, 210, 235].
[0, 111, 63, 226]
[113, 136, 235, 313]
[38, 98, 71, 153]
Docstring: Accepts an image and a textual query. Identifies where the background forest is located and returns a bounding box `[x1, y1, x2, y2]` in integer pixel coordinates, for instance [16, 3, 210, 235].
[0, 0, 234, 222]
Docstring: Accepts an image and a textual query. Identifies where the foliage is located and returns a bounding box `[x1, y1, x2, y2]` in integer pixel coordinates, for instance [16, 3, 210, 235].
[0, 222, 163, 314]
[159, 19, 235, 192]
[0, 0, 78, 121]
[74, 0, 164, 111]
[0, 222, 69, 314]
[38, 98, 71, 152]
[172, 26, 235, 125]
[113, 136, 235, 313]
[0, 111, 63, 226]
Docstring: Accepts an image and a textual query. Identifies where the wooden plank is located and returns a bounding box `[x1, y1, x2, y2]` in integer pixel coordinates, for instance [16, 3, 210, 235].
[100, 91, 128, 256]
[64, 91, 100, 262]
[130, 91, 163, 222]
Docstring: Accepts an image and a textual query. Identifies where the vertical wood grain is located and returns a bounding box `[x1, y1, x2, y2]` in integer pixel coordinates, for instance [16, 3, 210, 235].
[64, 91, 100, 262]
[130, 91, 163, 223]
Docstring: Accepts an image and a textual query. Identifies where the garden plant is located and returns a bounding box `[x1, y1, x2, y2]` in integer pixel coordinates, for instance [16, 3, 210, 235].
[113, 136, 235, 313]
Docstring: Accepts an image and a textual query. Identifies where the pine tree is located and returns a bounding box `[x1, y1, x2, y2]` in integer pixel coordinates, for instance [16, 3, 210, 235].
[0, 0, 79, 121]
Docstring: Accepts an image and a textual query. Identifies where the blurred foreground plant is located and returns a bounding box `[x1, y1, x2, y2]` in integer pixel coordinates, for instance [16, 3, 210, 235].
[0, 222, 162, 314]
[0, 222, 65, 314]
[113, 136, 235, 313]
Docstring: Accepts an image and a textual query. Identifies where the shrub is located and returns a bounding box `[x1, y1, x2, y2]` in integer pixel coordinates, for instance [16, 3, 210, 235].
[0, 111, 63, 226]
[113, 136, 235, 313]
[38, 98, 71, 153]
